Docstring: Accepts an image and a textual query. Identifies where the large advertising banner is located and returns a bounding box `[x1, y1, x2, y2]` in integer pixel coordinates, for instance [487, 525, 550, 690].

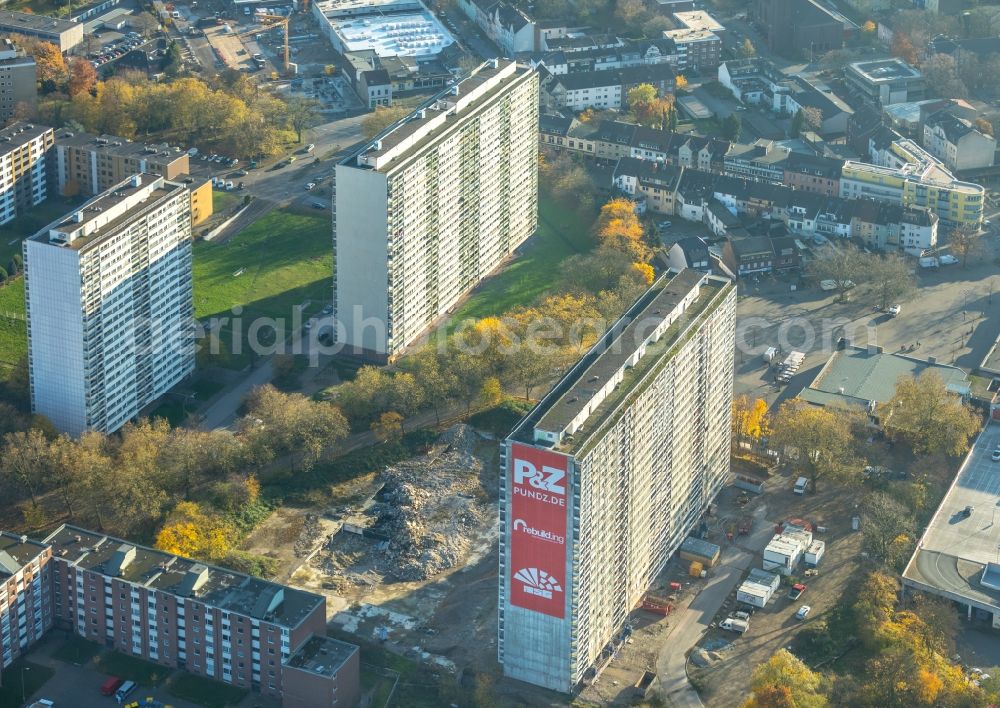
[509, 443, 569, 619]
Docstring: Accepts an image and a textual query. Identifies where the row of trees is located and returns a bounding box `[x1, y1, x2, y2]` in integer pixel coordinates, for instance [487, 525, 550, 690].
[0, 385, 347, 561]
[748, 572, 989, 706]
[807, 243, 916, 305]
[333, 197, 657, 434]
[32, 69, 318, 157]
[769, 370, 979, 493]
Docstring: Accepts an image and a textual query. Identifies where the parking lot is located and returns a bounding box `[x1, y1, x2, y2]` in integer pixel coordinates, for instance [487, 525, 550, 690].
[732, 234, 1000, 407]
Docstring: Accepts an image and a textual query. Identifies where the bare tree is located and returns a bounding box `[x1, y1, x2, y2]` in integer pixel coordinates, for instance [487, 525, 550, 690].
[865, 252, 916, 310]
[807, 243, 866, 299]
[949, 226, 983, 268]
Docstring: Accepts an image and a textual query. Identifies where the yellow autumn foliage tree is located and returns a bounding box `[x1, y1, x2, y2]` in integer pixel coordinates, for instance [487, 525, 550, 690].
[595, 198, 645, 254]
[155, 501, 234, 561]
[631, 262, 654, 285]
[732, 395, 769, 445]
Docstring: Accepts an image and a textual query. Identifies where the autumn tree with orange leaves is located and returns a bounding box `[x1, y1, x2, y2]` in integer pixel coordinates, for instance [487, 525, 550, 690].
[594, 198, 647, 256]
[67, 57, 98, 98]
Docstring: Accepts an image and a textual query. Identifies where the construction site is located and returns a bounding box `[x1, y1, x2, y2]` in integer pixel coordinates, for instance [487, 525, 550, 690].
[242, 425, 505, 678]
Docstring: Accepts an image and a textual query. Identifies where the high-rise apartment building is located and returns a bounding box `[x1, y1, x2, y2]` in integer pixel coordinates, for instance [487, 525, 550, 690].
[0, 532, 53, 682]
[0, 122, 53, 226]
[333, 59, 538, 361]
[24, 173, 195, 435]
[0, 39, 37, 124]
[499, 269, 736, 692]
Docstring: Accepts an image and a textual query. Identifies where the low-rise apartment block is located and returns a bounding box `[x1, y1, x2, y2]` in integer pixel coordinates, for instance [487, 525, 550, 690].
[0, 122, 53, 227]
[25, 174, 195, 435]
[500, 269, 736, 692]
[541, 63, 675, 111]
[922, 110, 996, 172]
[51, 129, 186, 192]
[0, 10, 83, 52]
[29, 524, 360, 703]
[333, 60, 538, 360]
[0, 532, 53, 681]
[0, 39, 37, 124]
[523, 38, 679, 76]
[459, 0, 540, 55]
[540, 116, 729, 168]
[665, 10, 724, 70]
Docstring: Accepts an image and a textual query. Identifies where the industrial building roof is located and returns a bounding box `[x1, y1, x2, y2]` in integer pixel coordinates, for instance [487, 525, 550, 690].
[44, 524, 325, 630]
[903, 425, 1000, 614]
[798, 345, 970, 409]
[0, 10, 80, 34]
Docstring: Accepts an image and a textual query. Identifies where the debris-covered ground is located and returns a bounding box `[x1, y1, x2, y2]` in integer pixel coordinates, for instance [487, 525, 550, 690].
[315, 424, 495, 589]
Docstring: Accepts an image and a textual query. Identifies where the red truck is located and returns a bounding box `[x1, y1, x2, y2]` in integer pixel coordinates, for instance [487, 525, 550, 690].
[100, 676, 123, 696]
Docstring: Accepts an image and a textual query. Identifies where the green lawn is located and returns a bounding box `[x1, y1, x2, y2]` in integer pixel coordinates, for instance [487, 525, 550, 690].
[0, 660, 54, 708]
[0, 279, 26, 366]
[96, 651, 170, 686]
[193, 207, 332, 368]
[212, 189, 243, 214]
[168, 672, 248, 708]
[450, 196, 596, 323]
[193, 208, 331, 321]
[0, 196, 86, 266]
[51, 635, 103, 665]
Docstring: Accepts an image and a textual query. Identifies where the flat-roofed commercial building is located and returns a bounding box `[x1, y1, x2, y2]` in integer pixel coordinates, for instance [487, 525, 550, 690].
[845, 58, 925, 107]
[333, 59, 538, 360]
[0, 11, 83, 52]
[499, 269, 736, 692]
[24, 174, 195, 435]
[0, 122, 53, 226]
[0, 532, 53, 678]
[313, 0, 454, 59]
[903, 424, 1000, 628]
[841, 136, 984, 228]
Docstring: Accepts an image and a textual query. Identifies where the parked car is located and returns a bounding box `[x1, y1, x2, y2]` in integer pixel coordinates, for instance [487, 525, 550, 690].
[992, 448, 1000, 462]
[100, 677, 123, 696]
[787, 583, 806, 600]
[939, 254, 959, 265]
[305, 182, 316, 190]
[225, 180, 234, 190]
[795, 605, 811, 620]
[887, 304, 901, 317]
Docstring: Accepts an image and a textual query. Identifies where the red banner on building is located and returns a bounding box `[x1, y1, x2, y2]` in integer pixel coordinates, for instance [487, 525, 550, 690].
[509, 443, 569, 619]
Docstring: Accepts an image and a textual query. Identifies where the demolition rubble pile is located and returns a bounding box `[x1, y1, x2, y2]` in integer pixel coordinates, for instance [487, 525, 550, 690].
[320, 425, 493, 585]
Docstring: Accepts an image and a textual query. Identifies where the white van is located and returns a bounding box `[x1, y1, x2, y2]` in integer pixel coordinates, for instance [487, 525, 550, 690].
[115, 680, 136, 703]
[793, 477, 808, 495]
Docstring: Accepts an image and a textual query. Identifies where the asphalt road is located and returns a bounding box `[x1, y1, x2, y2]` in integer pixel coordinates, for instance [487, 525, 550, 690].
[655, 505, 774, 706]
[188, 112, 366, 206]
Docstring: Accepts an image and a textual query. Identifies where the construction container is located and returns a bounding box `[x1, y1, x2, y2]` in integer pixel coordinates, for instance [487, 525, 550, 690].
[689, 560, 704, 577]
[680, 536, 721, 567]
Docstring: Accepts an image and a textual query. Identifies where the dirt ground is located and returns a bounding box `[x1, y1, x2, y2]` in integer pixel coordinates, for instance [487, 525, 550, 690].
[241, 427, 505, 677]
[688, 474, 864, 708]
